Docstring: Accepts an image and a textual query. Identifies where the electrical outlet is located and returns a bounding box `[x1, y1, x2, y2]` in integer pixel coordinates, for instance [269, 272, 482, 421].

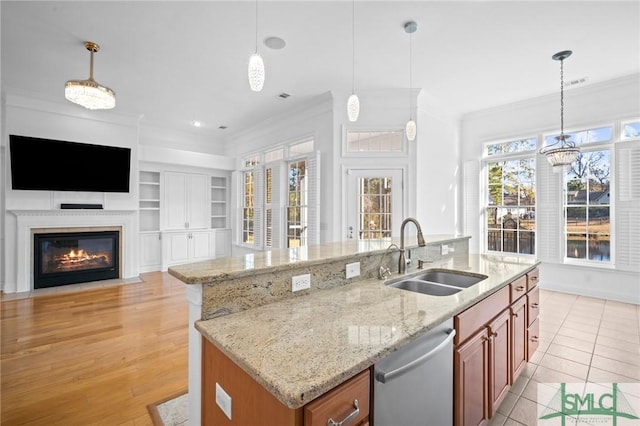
[215, 382, 232, 420]
[292, 273, 311, 292]
[441, 244, 449, 256]
[346, 262, 360, 279]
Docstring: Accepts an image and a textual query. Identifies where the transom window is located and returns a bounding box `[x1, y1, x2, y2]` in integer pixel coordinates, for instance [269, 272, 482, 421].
[347, 131, 403, 153]
[621, 119, 640, 140]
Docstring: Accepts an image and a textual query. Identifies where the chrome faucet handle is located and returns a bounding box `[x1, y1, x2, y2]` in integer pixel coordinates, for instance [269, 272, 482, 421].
[418, 259, 424, 270]
[378, 265, 391, 280]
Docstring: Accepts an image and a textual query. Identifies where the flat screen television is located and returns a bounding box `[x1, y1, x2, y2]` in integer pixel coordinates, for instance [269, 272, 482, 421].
[9, 135, 131, 193]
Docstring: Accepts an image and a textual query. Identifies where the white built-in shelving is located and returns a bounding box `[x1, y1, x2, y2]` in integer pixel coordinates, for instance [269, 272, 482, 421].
[210, 176, 228, 229]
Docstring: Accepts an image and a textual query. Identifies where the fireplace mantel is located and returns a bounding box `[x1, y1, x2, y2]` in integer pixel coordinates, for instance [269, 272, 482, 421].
[9, 209, 138, 293]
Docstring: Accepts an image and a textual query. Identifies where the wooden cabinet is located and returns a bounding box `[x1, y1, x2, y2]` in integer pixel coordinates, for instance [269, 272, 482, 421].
[202, 338, 370, 426]
[454, 268, 541, 426]
[162, 230, 213, 269]
[510, 296, 527, 383]
[454, 328, 490, 426]
[304, 370, 370, 426]
[165, 172, 209, 230]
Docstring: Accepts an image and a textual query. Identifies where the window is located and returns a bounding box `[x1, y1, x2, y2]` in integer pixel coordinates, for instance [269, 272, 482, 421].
[264, 167, 273, 248]
[243, 154, 260, 169]
[621, 119, 640, 140]
[358, 177, 393, 239]
[564, 149, 611, 262]
[484, 138, 536, 255]
[242, 171, 255, 245]
[287, 159, 307, 248]
[289, 140, 314, 156]
[347, 131, 404, 153]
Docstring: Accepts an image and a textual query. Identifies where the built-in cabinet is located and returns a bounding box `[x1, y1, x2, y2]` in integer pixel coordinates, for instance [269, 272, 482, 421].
[138, 169, 231, 273]
[139, 171, 162, 272]
[453, 268, 540, 426]
[164, 172, 209, 230]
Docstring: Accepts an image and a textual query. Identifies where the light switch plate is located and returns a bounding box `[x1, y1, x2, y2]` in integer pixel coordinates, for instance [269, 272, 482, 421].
[215, 382, 232, 420]
[346, 262, 360, 279]
[441, 244, 449, 256]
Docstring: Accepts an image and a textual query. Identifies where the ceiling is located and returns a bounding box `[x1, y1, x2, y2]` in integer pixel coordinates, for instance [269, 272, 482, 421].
[2, 1, 639, 144]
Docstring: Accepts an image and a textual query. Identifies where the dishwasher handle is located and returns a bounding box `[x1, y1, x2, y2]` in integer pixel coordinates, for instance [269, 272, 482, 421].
[375, 328, 456, 384]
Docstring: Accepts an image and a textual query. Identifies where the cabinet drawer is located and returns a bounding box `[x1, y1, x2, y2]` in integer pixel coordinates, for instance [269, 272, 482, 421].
[304, 369, 370, 426]
[527, 317, 540, 361]
[509, 275, 527, 303]
[527, 286, 540, 327]
[527, 267, 540, 291]
[455, 285, 510, 345]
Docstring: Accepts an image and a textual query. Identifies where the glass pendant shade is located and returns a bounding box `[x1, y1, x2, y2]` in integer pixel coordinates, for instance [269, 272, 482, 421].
[406, 119, 417, 141]
[65, 42, 115, 110]
[347, 94, 360, 122]
[248, 53, 265, 92]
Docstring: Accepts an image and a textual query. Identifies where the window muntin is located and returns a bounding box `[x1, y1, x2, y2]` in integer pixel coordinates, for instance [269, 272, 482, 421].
[485, 138, 537, 156]
[347, 131, 403, 153]
[564, 149, 611, 262]
[287, 159, 307, 248]
[486, 157, 536, 255]
[242, 171, 255, 245]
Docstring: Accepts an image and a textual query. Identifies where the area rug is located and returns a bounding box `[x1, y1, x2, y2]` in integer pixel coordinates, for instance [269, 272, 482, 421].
[147, 390, 189, 426]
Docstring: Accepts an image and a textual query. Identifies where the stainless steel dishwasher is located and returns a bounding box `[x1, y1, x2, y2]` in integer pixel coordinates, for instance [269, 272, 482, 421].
[374, 318, 456, 426]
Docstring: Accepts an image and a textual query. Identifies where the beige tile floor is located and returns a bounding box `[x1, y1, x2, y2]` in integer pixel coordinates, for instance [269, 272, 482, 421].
[489, 289, 640, 426]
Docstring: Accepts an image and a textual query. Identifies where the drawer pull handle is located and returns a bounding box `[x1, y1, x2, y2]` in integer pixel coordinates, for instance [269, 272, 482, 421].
[327, 399, 359, 426]
[512, 312, 519, 318]
[530, 336, 539, 343]
[516, 285, 525, 291]
[531, 303, 539, 308]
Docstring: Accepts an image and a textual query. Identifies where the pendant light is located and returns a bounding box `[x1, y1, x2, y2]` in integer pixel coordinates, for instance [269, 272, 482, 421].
[248, 0, 265, 91]
[404, 21, 417, 141]
[540, 50, 580, 173]
[65, 41, 115, 110]
[347, 0, 360, 122]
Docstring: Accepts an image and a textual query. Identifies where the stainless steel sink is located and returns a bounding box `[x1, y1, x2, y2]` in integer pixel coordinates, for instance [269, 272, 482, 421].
[387, 279, 462, 296]
[386, 269, 488, 296]
[413, 270, 487, 288]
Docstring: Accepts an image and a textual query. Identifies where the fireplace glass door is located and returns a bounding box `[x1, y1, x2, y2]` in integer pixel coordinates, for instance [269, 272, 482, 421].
[34, 231, 119, 288]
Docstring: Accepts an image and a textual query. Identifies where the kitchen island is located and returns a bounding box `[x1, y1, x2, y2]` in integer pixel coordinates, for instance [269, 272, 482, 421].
[168, 236, 540, 425]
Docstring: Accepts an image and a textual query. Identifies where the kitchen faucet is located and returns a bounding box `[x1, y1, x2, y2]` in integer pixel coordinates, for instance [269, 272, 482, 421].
[398, 217, 426, 274]
[378, 243, 399, 280]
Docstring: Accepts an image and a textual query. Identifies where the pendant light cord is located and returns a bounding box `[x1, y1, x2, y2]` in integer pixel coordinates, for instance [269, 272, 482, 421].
[409, 30, 413, 120]
[559, 57, 565, 141]
[255, 0, 259, 54]
[352, 0, 355, 94]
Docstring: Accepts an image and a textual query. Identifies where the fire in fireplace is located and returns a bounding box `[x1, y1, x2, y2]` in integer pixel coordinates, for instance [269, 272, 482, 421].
[34, 231, 119, 289]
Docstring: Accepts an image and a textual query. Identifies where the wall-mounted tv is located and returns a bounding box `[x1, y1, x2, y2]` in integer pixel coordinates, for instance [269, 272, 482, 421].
[9, 135, 131, 193]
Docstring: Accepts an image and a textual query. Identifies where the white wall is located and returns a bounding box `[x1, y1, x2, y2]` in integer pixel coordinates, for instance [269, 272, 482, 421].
[460, 74, 640, 303]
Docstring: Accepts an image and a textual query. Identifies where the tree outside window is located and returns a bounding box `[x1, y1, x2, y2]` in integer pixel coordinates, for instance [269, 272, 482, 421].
[564, 150, 611, 262]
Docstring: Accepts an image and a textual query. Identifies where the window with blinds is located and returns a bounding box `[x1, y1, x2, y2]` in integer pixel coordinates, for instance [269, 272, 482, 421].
[242, 171, 255, 245]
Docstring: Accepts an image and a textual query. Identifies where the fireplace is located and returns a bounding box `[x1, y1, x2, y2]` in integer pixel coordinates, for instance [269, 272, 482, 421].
[33, 231, 120, 289]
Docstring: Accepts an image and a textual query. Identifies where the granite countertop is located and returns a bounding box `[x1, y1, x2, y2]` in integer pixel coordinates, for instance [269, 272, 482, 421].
[195, 253, 540, 409]
[168, 234, 469, 284]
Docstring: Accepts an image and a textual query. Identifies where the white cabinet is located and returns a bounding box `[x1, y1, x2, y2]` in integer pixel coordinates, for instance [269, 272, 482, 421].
[165, 172, 209, 230]
[139, 232, 162, 272]
[213, 228, 231, 258]
[162, 230, 214, 269]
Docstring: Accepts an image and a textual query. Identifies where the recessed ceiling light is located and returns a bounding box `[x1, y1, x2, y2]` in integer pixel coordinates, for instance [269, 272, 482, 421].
[192, 121, 202, 127]
[264, 36, 286, 50]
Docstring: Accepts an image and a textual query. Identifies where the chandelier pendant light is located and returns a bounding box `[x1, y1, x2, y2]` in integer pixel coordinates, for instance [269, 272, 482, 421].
[540, 50, 580, 173]
[347, 0, 360, 122]
[404, 21, 417, 141]
[65, 41, 116, 110]
[248, 0, 265, 92]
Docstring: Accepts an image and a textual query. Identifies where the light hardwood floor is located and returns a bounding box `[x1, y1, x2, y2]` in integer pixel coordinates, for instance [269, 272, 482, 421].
[1, 272, 188, 425]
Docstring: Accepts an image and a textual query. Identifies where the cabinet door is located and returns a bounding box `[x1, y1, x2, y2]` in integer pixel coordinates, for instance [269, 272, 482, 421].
[191, 231, 212, 261]
[511, 297, 527, 382]
[488, 309, 510, 417]
[139, 233, 162, 271]
[167, 232, 190, 264]
[454, 328, 489, 426]
[214, 229, 231, 258]
[187, 173, 209, 229]
[165, 172, 188, 229]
